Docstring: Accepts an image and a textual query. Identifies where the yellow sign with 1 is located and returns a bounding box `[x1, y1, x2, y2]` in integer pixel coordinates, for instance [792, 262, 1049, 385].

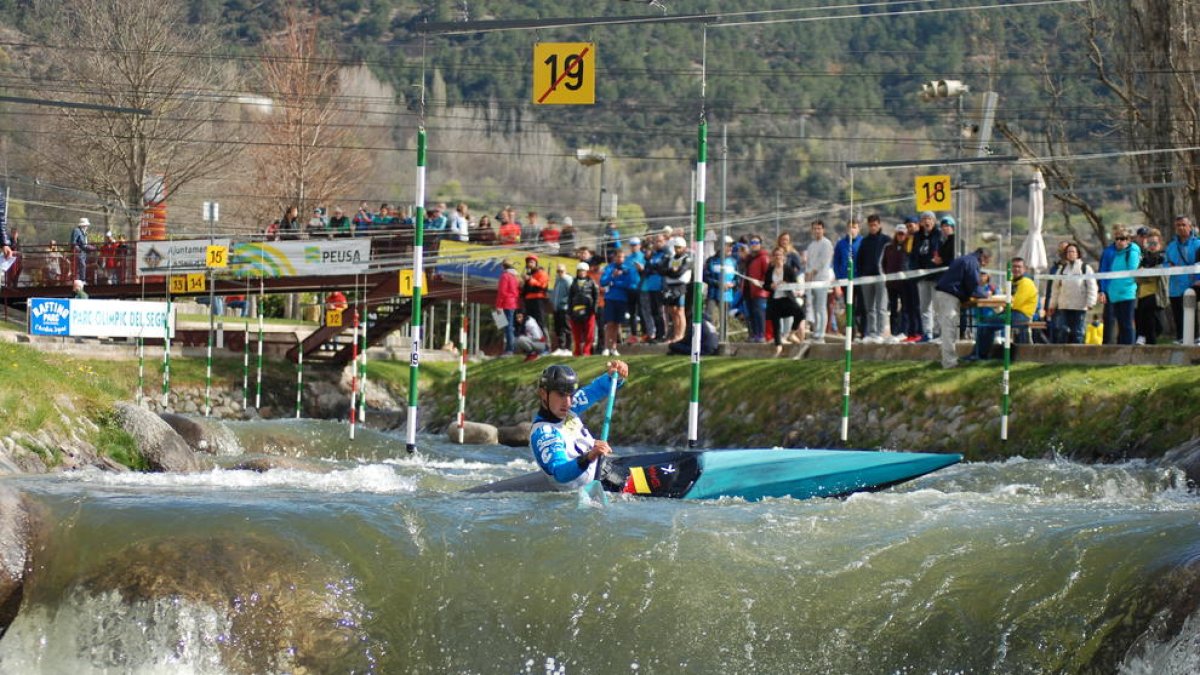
[326, 309, 343, 328]
[168, 275, 188, 294]
[915, 175, 952, 212]
[532, 42, 595, 105]
[398, 270, 427, 297]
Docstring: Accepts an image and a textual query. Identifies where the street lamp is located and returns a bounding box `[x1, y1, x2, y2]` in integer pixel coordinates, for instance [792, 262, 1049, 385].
[576, 148, 607, 220]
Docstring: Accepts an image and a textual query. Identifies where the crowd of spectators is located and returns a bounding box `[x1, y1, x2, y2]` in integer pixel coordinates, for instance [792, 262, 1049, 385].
[493, 210, 1200, 362]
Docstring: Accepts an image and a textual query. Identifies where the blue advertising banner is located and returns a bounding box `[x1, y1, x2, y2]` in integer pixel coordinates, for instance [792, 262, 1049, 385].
[28, 298, 174, 338]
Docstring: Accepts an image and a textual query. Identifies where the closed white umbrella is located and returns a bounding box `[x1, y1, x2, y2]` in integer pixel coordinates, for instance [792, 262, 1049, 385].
[1017, 170, 1049, 272]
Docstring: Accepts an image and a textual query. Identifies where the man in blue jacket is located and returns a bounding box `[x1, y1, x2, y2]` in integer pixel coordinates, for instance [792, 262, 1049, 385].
[933, 247, 991, 368]
[832, 220, 862, 337]
[599, 249, 640, 355]
[1165, 216, 1200, 342]
[530, 362, 628, 490]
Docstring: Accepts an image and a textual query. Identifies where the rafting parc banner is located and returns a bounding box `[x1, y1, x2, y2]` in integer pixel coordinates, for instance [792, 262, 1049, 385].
[229, 240, 371, 277]
[28, 298, 175, 338]
[436, 240, 579, 283]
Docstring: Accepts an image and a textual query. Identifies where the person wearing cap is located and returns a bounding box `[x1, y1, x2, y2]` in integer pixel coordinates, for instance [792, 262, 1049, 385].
[704, 235, 737, 325]
[1165, 215, 1200, 342]
[623, 237, 647, 342]
[910, 210, 943, 341]
[495, 259, 521, 355]
[70, 217, 95, 284]
[548, 262, 574, 354]
[883, 222, 916, 341]
[522, 254, 550, 334]
[804, 220, 834, 341]
[932, 247, 992, 368]
[308, 206, 327, 234]
[530, 360, 629, 491]
[567, 261, 599, 355]
[743, 234, 771, 342]
[935, 216, 957, 268]
[558, 216, 576, 253]
[599, 248, 640, 355]
[663, 236, 693, 342]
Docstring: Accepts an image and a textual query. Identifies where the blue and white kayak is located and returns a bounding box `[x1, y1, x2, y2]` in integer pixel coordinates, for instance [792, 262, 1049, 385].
[466, 448, 962, 501]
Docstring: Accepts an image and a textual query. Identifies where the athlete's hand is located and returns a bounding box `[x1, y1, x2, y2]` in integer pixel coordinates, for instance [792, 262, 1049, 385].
[606, 359, 628, 380]
[588, 440, 613, 461]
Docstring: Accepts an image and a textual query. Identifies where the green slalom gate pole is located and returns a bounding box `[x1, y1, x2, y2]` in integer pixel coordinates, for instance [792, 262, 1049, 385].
[840, 256, 855, 442]
[687, 119, 708, 448]
[205, 270, 214, 417]
[359, 301, 368, 425]
[162, 285, 172, 410]
[295, 342, 303, 419]
[1001, 259, 1013, 441]
[242, 318, 249, 411]
[255, 277, 264, 410]
[406, 127, 428, 453]
[137, 330, 144, 406]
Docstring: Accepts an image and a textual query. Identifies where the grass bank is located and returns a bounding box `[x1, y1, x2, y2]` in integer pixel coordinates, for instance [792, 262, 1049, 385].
[369, 356, 1200, 462]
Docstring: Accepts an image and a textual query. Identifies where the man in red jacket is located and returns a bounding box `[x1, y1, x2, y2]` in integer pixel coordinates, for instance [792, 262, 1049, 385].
[495, 259, 521, 355]
[745, 234, 771, 342]
[522, 254, 550, 335]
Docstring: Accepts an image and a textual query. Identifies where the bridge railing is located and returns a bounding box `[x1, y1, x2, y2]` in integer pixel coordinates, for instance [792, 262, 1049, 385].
[0, 229, 432, 291]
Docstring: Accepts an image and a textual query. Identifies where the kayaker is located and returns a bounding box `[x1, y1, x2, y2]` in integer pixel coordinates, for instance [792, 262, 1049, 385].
[530, 361, 629, 490]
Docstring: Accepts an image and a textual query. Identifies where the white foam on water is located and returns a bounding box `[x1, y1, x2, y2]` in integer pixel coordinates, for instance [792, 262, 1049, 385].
[1120, 608, 1200, 675]
[382, 454, 537, 473]
[0, 589, 233, 675]
[55, 464, 418, 494]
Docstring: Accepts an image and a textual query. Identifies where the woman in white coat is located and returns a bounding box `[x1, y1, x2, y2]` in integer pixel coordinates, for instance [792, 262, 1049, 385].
[1047, 243, 1098, 344]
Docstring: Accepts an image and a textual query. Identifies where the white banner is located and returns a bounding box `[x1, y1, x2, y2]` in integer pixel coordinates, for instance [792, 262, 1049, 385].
[229, 239, 370, 277]
[136, 238, 232, 274]
[28, 298, 174, 338]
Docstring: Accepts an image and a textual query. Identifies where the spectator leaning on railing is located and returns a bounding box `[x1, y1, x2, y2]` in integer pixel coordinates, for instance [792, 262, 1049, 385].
[932, 246, 991, 368]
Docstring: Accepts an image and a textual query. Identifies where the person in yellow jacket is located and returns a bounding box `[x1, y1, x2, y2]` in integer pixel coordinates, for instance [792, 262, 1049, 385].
[962, 257, 1038, 362]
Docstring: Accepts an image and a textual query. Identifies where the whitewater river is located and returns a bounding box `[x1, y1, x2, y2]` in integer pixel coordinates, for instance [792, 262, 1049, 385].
[0, 419, 1197, 674]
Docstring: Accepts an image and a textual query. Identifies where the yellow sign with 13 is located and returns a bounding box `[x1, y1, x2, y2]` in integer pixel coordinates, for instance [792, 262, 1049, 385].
[532, 42, 595, 105]
[915, 175, 952, 212]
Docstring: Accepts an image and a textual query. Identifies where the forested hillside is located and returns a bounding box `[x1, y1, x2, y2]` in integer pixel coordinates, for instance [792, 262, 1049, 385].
[0, 0, 1137, 242]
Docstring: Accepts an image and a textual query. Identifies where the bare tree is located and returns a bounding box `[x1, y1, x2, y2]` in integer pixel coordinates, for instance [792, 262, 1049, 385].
[25, 0, 240, 239]
[250, 5, 359, 230]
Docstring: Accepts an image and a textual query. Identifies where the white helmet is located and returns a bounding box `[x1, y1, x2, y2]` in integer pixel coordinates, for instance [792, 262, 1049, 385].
[576, 261, 590, 272]
[671, 236, 687, 249]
